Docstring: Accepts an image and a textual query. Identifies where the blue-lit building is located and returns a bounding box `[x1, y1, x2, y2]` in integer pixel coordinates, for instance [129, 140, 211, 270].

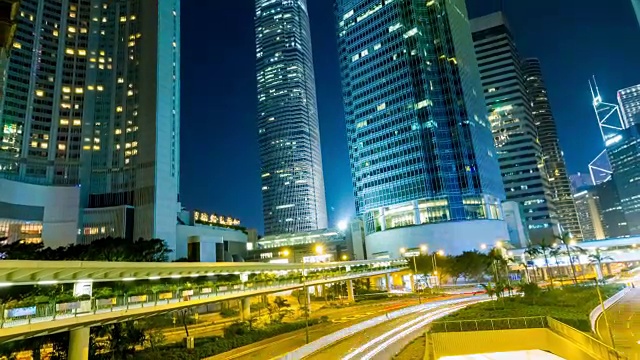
[335, 0, 509, 258]
[606, 123, 640, 235]
[255, 0, 328, 235]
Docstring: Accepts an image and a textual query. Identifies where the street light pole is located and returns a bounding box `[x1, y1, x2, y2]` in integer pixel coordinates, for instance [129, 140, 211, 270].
[302, 258, 309, 344]
[412, 255, 421, 304]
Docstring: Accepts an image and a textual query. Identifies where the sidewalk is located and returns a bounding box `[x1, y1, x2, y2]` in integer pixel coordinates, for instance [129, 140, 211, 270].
[597, 288, 640, 360]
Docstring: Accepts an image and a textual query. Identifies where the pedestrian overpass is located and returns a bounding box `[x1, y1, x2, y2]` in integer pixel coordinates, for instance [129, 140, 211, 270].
[0, 259, 407, 359]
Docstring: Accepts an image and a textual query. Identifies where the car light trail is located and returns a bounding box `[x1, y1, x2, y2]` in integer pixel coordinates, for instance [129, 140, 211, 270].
[353, 304, 475, 360]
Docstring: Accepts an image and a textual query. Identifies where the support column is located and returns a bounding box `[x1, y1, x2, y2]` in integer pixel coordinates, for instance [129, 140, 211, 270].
[68, 328, 90, 360]
[410, 274, 416, 293]
[380, 207, 386, 231]
[413, 200, 421, 225]
[306, 286, 312, 313]
[241, 297, 251, 321]
[346, 279, 355, 303]
[386, 273, 392, 292]
[605, 263, 612, 275]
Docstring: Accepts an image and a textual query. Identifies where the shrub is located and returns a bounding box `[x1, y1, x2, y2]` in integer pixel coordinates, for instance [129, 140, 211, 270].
[220, 308, 239, 318]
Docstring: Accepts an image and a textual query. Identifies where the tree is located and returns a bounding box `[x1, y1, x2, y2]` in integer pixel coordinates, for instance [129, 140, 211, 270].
[549, 247, 564, 284]
[555, 232, 579, 284]
[456, 251, 490, 282]
[517, 282, 541, 304]
[589, 250, 613, 282]
[0, 237, 172, 262]
[524, 245, 542, 282]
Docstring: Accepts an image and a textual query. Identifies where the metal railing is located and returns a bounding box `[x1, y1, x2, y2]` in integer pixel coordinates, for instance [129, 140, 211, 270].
[430, 316, 627, 360]
[430, 316, 548, 333]
[0, 266, 405, 330]
[547, 317, 626, 360]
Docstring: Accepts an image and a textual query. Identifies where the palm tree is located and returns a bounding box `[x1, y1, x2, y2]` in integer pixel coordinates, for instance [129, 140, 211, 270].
[538, 239, 554, 283]
[555, 232, 579, 284]
[589, 250, 613, 282]
[549, 247, 564, 286]
[524, 245, 541, 282]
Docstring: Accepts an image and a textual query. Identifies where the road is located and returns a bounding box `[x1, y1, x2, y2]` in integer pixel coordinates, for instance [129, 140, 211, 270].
[597, 288, 640, 360]
[203, 296, 460, 360]
[303, 299, 480, 360]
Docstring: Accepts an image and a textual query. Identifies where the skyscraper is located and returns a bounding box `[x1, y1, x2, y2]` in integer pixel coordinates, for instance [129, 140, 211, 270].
[0, 0, 180, 248]
[606, 123, 640, 234]
[522, 58, 582, 239]
[255, 0, 328, 235]
[617, 84, 640, 128]
[471, 12, 558, 243]
[573, 188, 605, 240]
[335, 0, 509, 257]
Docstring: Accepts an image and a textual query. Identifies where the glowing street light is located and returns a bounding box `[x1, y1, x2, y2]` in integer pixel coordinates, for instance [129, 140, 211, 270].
[420, 245, 428, 252]
[437, 250, 445, 256]
[480, 243, 487, 250]
[282, 249, 290, 257]
[341, 254, 348, 261]
[399, 247, 406, 255]
[315, 244, 324, 255]
[496, 241, 503, 248]
[337, 220, 348, 231]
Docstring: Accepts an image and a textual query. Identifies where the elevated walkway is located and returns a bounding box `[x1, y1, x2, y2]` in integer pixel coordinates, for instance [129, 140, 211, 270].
[0, 265, 405, 343]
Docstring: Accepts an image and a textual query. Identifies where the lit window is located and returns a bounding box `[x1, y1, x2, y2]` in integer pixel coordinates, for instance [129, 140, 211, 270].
[116, 106, 123, 112]
[377, 102, 386, 111]
[12, 42, 21, 49]
[115, 129, 122, 135]
[62, 87, 71, 93]
[58, 144, 66, 150]
[96, 85, 104, 91]
[77, 49, 86, 56]
[35, 90, 44, 97]
[60, 119, 69, 125]
[65, 48, 74, 55]
[120, 16, 127, 22]
[127, 90, 134, 96]
[75, 88, 83, 94]
[68, 26, 76, 33]
[73, 119, 81, 126]
[117, 78, 124, 83]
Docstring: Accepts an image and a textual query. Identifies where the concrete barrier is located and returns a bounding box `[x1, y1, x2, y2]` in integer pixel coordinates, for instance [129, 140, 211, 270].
[589, 287, 631, 333]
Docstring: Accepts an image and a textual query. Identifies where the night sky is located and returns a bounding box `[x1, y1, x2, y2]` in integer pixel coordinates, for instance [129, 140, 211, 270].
[180, 0, 640, 234]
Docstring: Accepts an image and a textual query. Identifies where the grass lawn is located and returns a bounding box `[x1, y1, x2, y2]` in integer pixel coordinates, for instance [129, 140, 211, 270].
[433, 284, 623, 332]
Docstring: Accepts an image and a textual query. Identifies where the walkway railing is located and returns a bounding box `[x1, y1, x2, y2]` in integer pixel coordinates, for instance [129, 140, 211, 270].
[430, 316, 548, 333]
[430, 316, 626, 360]
[0, 266, 405, 330]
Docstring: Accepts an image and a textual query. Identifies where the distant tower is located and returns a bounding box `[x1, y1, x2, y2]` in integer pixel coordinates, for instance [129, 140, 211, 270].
[255, 0, 328, 235]
[588, 77, 625, 185]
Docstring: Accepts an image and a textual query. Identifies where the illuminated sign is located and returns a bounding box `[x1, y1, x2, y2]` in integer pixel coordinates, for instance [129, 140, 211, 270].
[193, 210, 240, 227]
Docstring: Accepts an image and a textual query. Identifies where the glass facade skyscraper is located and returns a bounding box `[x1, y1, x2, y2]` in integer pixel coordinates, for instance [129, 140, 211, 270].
[472, 12, 558, 243]
[0, 0, 180, 247]
[606, 123, 640, 235]
[255, 0, 328, 235]
[618, 84, 640, 128]
[335, 0, 507, 256]
[522, 58, 582, 239]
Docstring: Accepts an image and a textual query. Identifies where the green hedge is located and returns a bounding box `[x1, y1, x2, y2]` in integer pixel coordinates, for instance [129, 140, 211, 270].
[133, 318, 326, 359]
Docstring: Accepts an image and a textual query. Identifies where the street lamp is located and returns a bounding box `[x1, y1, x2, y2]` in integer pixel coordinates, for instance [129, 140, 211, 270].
[282, 249, 290, 257]
[315, 244, 324, 255]
[341, 254, 348, 261]
[400, 245, 426, 303]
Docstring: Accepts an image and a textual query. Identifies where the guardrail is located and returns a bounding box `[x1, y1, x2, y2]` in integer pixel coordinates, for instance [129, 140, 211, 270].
[547, 317, 626, 360]
[0, 266, 406, 330]
[429, 316, 626, 360]
[430, 316, 548, 333]
[589, 287, 631, 333]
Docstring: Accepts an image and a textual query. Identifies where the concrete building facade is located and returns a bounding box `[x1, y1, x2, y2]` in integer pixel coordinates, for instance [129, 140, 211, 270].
[471, 12, 558, 243]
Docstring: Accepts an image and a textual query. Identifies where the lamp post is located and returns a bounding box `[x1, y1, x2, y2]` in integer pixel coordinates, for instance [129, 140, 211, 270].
[400, 245, 427, 303]
[302, 244, 324, 344]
